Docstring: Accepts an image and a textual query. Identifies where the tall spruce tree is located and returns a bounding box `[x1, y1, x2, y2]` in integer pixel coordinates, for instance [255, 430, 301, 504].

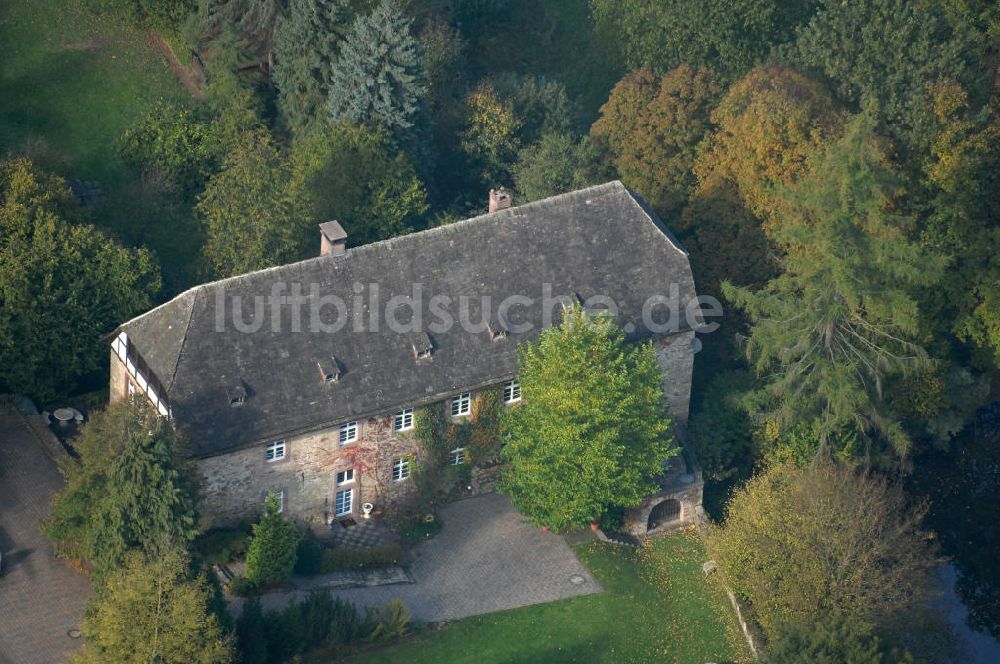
[499, 304, 678, 531]
[723, 116, 945, 462]
[273, 0, 352, 135]
[327, 0, 425, 133]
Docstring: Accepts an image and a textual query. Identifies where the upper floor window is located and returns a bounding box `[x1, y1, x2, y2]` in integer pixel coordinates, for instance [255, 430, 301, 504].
[451, 392, 471, 417]
[394, 408, 413, 432]
[339, 421, 358, 445]
[502, 379, 521, 404]
[392, 457, 410, 482]
[336, 468, 355, 486]
[450, 448, 466, 466]
[265, 440, 286, 462]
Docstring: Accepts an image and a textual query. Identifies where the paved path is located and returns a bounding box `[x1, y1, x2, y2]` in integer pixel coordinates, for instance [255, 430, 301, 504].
[0, 408, 90, 664]
[253, 493, 602, 622]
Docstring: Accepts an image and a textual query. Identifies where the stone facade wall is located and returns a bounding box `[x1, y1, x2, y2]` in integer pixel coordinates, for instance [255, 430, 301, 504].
[654, 330, 695, 424]
[197, 408, 429, 533]
[623, 480, 704, 538]
[108, 327, 698, 533]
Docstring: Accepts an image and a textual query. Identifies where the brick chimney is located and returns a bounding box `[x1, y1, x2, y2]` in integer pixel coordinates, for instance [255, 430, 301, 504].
[319, 220, 347, 257]
[489, 187, 512, 213]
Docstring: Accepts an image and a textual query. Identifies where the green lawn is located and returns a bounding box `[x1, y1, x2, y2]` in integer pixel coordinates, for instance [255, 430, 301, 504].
[0, 0, 184, 185]
[341, 530, 750, 664]
[0, 0, 202, 291]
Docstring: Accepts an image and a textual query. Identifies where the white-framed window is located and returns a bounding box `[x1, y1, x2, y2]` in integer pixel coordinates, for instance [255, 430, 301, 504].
[267, 489, 284, 513]
[339, 421, 358, 445]
[336, 468, 355, 486]
[392, 457, 410, 482]
[450, 448, 466, 466]
[394, 408, 413, 432]
[451, 392, 471, 417]
[265, 440, 286, 462]
[502, 379, 521, 403]
[334, 488, 353, 516]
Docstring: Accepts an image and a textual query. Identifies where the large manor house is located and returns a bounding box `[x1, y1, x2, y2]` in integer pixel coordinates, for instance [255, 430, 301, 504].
[108, 182, 705, 537]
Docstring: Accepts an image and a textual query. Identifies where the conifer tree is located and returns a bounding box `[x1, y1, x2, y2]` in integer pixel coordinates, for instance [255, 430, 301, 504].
[45, 398, 199, 582]
[73, 546, 233, 663]
[273, 0, 351, 135]
[244, 493, 299, 585]
[723, 116, 945, 461]
[327, 0, 425, 133]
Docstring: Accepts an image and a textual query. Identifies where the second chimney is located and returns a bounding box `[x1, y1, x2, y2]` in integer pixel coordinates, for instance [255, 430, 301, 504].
[319, 220, 347, 257]
[489, 187, 512, 213]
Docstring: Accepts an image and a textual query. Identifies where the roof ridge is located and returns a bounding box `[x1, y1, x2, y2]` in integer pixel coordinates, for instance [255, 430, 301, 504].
[116, 181, 629, 330]
[164, 288, 200, 395]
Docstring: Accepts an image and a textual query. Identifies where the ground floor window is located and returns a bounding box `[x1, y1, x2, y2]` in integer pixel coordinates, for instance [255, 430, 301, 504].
[502, 379, 521, 403]
[336, 468, 354, 486]
[450, 447, 466, 466]
[267, 489, 284, 513]
[392, 457, 410, 481]
[335, 488, 353, 516]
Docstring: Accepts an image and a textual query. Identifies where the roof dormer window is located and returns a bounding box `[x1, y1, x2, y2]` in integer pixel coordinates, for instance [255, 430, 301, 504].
[318, 356, 342, 384]
[487, 317, 507, 341]
[412, 332, 433, 361]
[228, 384, 247, 408]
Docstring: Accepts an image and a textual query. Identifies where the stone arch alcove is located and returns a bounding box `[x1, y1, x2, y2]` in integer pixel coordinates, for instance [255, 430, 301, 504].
[647, 498, 681, 531]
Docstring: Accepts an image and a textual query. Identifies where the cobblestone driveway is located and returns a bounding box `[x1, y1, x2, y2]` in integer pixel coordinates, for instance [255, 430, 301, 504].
[255, 493, 602, 622]
[0, 408, 90, 664]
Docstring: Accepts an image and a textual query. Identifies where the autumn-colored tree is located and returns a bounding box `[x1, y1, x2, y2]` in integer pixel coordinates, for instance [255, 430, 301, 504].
[460, 82, 522, 186]
[694, 65, 844, 227]
[677, 174, 776, 296]
[592, 65, 721, 218]
[710, 463, 939, 640]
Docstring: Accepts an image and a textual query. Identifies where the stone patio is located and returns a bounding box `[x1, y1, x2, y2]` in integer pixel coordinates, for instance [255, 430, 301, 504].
[0, 405, 91, 664]
[245, 493, 602, 622]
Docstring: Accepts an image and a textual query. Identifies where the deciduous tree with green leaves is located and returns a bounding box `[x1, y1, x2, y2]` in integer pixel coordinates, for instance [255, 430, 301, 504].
[723, 116, 944, 462]
[590, 0, 819, 80]
[244, 492, 300, 586]
[288, 122, 429, 246]
[792, 0, 987, 156]
[44, 397, 199, 581]
[71, 546, 233, 664]
[197, 130, 310, 278]
[513, 132, 612, 203]
[499, 304, 677, 532]
[0, 159, 160, 403]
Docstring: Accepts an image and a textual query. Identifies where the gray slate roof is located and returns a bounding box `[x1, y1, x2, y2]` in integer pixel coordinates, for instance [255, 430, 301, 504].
[117, 182, 699, 457]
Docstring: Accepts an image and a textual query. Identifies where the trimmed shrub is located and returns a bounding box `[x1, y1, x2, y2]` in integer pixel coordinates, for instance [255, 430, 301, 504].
[294, 538, 324, 576]
[329, 597, 363, 645]
[319, 544, 405, 573]
[194, 527, 251, 565]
